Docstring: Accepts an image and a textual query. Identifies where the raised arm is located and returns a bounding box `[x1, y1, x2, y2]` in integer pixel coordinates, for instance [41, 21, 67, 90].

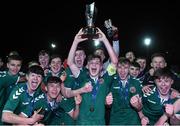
[67, 28, 87, 77]
[112, 26, 120, 57]
[96, 28, 118, 67]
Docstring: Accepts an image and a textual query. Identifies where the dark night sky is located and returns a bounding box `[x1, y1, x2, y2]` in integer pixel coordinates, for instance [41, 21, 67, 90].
[1, 1, 179, 68]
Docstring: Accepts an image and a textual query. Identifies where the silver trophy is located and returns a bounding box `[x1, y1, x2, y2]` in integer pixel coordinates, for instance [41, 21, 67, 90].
[82, 2, 98, 39]
[104, 19, 113, 38]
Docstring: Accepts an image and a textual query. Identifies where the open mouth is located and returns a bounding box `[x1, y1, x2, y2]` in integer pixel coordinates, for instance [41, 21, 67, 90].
[76, 60, 82, 64]
[12, 70, 18, 75]
[159, 87, 169, 94]
[91, 68, 97, 73]
[51, 92, 58, 96]
[132, 73, 137, 76]
[31, 81, 39, 88]
[52, 66, 60, 71]
[41, 61, 47, 65]
[120, 74, 127, 79]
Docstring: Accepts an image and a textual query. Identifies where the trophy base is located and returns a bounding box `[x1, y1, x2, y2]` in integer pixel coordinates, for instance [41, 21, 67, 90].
[81, 27, 99, 39]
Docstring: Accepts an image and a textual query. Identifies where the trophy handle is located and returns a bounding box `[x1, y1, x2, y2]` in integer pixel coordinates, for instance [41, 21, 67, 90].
[104, 19, 114, 38]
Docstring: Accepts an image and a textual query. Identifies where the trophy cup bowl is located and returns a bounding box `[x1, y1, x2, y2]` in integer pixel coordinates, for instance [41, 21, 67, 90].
[81, 2, 99, 39]
[82, 26, 98, 39]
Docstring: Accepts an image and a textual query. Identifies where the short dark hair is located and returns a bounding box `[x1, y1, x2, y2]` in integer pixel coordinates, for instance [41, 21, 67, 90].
[130, 62, 140, 69]
[38, 50, 50, 56]
[154, 67, 174, 79]
[118, 57, 131, 65]
[28, 60, 39, 68]
[95, 47, 105, 53]
[76, 46, 85, 52]
[87, 54, 102, 63]
[50, 54, 62, 63]
[8, 51, 19, 56]
[27, 65, 44, 78]
[7, 55, 23, 63]
[47, 76, 62, 85]
[151, 53, 165, 61]
[135, 56, 147, 61]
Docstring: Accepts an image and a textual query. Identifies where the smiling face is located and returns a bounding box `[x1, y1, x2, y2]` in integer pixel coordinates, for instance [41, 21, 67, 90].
[155, 76, 173, 97]
[26, 65, 44, 93]
[129, 65, 140, 78]
[74, 50, 86, 68]
[47, 82, 61, 99]
[39, 53, 50, 69]
[151, 56, 167, 71]
[50, 57, 62, 75]
[117, 63, 129, 80]
[6, 55, 22, 76]
[87, 56, 102, 78]
[94, 49, 105, 62]
[136, 58, 146, 72]
[117, 58, 131, 80]
[7, 60, 22, 75]
[26, 73, 43, 93]
[125, 51, 135, 62]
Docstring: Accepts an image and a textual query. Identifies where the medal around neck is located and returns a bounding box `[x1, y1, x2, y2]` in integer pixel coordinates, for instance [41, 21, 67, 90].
[90, 106, 94, 112]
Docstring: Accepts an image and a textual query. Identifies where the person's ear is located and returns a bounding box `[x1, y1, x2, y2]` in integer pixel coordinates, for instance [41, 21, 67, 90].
[87, 62, 90, 69]
[26, 74, 29, 80]
[100, 64, 103, 71]
[171, 80, 174, 85]
[84, 54, 86, 60]
[45, 86, 48, 92]
[6, 63, 9, 69]
[150, 62, 153, 67]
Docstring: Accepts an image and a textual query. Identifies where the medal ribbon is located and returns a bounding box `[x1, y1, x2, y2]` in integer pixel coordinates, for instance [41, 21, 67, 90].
[91, 79, 100, 108]
[118, 80, 129, 106]
[24, 84, 35, 117]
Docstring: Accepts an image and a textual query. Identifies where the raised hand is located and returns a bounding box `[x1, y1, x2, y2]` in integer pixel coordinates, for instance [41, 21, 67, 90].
[111, 25, 119, 40]
[93, 27, 108, 42]
[81, 82, 93, 93]
[170, 89, 180, 99]
[73, 28, 88, 43]
[164, 104, 174, 117]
